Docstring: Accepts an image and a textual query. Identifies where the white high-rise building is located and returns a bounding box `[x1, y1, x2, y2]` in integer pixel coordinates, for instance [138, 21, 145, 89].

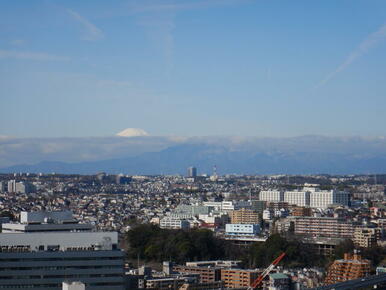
[310, 189, 350, 209]
[310, 190, 333, 209]
[284, 191, 310, 206]
[260, 187, 350, 209]
[15, 181, 34, 194]
[187, 166, 197, 178]
[7, 180, 16, 193]
[259, 190, 284, 202]
[5, 180, 34, 194]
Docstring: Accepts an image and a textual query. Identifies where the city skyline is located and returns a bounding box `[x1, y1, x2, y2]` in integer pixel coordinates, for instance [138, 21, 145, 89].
[1, 0, 386, 138]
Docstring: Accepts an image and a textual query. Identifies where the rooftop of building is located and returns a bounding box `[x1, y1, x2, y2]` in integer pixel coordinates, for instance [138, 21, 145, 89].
[0, 231, 119, 252]
[270, 273, 289, 280]
[2, 210, 94, 233]
[335, 253, 370, 264]
[221, 268, 260, 272]
[20, 210, 76, 224]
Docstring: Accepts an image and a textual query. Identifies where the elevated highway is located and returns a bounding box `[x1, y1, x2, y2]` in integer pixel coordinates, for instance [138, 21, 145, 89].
[312, 273, 386, 290]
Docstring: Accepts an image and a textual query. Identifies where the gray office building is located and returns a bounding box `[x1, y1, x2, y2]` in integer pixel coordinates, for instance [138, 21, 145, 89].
[0, 181, 6, 192]
[187, 167, 197, 178]
[0, 211, 124, 290]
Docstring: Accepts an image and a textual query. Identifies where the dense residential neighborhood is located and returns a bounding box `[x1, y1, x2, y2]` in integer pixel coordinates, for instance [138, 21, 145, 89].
[1, 172, 386, 289]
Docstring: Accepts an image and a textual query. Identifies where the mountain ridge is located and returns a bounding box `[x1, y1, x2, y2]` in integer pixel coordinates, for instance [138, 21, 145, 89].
[1, 139, 386, 175]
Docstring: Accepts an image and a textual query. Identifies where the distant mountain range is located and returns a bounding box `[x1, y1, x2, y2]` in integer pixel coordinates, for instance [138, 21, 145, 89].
[1, 135, 386, 174]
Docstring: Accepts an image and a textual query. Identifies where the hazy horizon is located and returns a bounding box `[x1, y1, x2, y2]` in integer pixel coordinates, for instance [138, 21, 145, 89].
[1, 134, 386, 174]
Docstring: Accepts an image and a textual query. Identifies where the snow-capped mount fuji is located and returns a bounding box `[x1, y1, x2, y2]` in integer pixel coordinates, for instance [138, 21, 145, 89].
[116, 128, 149, 137]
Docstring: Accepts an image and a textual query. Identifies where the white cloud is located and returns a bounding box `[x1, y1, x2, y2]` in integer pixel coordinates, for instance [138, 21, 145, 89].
[0, 136, 175, 168]
[317, 22, 386, 88]
[0, 50, 70, 61]
[67, 9, 104, 41]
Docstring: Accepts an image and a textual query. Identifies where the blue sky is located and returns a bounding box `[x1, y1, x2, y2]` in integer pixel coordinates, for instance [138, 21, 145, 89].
[1, 0, 386, 137]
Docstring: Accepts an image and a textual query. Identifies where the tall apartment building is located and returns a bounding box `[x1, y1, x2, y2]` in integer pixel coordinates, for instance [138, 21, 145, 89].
[309, 189, 350, 209]
[259, 188, 350, 208]
[294, 217, 354, 239]
[7, 180, 16, 193]
[324, 253, 370, 285]
[0, 211, 125, 290]
[220, 269, 260, 288]
[230, 209, 259, 224]
[6, 180, 34, 194]
[353, 227, 380, 248]
[0, 181, 6, 192]
[284, 191, 310, 207]
[16, 181, 35, 194]
[187, 167, 197, 178]
[259, 191, 284, 202]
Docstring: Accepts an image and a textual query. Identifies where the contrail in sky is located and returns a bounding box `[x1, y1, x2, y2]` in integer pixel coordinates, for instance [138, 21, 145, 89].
[316, 22, 386, 88]
[67, 9, 104, 41]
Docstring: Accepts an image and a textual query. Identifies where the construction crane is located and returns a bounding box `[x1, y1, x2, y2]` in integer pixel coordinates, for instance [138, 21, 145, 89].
[249, 252, 286, 289]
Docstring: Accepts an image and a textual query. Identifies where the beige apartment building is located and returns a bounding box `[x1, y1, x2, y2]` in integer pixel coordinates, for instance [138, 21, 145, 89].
[220, 269, 260, 288]
[294, 217, 354, 238]
[353, 227, 380, 248]
[325, 253, 370, 284]
[230, 208, 259, 224]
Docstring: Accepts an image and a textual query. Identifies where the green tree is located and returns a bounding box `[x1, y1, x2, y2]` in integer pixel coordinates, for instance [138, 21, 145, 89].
[333, 239, 355, 260]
